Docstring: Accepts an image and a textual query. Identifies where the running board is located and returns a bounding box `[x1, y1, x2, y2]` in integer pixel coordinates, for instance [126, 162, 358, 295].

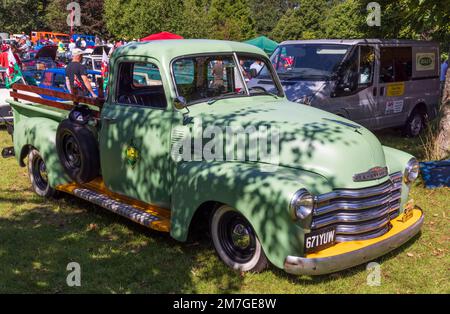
[56, 179, 170, 232]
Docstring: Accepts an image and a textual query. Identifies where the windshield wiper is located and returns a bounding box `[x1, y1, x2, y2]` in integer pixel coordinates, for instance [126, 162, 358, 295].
[248, 87, 279, 99]
[207, 92, 243, 105]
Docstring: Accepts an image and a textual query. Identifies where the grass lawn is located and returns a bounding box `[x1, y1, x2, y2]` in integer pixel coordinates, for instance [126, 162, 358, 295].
[0, 128, 448, 294]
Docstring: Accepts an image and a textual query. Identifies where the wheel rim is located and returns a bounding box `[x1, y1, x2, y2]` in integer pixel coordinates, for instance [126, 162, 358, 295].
[62, 132, 82, 170]
[218, 211, 257, 264]
[32, 155, 49, 191]
[410, 114, 423, 136]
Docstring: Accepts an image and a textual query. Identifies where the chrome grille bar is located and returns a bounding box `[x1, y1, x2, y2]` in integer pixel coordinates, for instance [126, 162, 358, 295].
[315, 173, 402, 203]
[312, 172, 403, 242]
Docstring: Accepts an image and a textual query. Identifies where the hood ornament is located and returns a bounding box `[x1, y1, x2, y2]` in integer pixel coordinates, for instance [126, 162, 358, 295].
[353, 166, 388, 182]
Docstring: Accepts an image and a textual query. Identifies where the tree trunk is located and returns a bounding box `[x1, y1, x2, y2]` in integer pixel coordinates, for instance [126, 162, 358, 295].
[435, 67, 450, 160]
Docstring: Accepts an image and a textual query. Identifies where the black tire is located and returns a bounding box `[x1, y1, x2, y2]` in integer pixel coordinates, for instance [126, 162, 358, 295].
[403, 108, 426, 137]
[210, 205, 269, 272]
[56, 119, 100, 184]
[27, 149, 56, 197]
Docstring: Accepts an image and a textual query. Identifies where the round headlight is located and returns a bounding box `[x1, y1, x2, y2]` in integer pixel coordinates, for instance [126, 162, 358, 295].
[290, 189, 314, 220]
[404, 158, 420, 184]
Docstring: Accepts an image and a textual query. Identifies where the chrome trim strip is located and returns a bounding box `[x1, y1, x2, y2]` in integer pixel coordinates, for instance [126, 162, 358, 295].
[284, 211, 424, 275]
[314, 191, 401, 215]
[336, 224, 390, 242]
[334, 215, 390, 235]
[315, 172, 402, 203]
[311, 203, 399, 229]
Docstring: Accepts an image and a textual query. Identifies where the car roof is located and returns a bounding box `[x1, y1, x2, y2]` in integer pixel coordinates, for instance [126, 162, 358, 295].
[279, 39, 439, 46]
[111, 39, 267, 64]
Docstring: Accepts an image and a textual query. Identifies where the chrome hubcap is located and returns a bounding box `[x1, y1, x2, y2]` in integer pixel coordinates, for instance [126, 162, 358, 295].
[231, 224, 251, 250]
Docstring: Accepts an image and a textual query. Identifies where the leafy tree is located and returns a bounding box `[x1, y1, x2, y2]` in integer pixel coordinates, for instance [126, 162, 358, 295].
[104, 0, 183, 40]
[0, 0, 48, 33]
[178, 0, 214, 39]
[208, 0, 256, 40]
[248, 0, 295, 36]
[271, 0, 330, 42]
[322, 0, 367, 39]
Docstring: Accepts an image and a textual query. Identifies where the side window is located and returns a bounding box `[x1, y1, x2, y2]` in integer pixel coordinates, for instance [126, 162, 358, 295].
[380, 47, 412, 83]
[359, 46, 375, 85]
[116, 62, 167, 109]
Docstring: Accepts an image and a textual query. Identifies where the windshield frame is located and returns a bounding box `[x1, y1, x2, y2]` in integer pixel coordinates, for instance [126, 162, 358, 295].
[270, 43, 352, 81]
[170, 52, 285, 106]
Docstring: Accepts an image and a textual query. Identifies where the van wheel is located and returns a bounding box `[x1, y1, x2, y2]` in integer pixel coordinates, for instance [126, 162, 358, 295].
[210, 205, 268, 272]
[56, 119, 100, 184]
[28, 149, 55, 197]
[403, 109, 425, 137]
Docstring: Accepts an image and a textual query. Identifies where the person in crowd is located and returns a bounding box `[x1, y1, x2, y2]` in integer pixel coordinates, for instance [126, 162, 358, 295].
[212, 59, 225, 92]
[80, 37, 87, 49]
[68, 38, 76, 53]
[440, 55, 448, 94]
[250, 60, 263, 75]
[65, 48, 96, 98]
[0, 43, 8, 85]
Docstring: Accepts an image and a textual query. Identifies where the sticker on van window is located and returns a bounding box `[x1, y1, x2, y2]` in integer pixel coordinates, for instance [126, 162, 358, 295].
[386, 82, 405, 97]
[416, 53, 435, 71]
[385, 100, 404, 114]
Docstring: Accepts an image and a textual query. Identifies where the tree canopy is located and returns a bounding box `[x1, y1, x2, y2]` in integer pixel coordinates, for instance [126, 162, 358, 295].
[0, 0, 448, 48]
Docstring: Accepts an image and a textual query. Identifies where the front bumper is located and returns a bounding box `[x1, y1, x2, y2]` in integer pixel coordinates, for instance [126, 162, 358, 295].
[284, 207, 424, 275]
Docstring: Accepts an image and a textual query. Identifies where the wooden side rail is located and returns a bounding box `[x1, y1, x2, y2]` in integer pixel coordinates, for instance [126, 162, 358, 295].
[10, 83, 105, 108]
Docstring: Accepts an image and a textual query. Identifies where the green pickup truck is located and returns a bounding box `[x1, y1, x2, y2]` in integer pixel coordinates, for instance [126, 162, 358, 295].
[4, 40, 424, 275]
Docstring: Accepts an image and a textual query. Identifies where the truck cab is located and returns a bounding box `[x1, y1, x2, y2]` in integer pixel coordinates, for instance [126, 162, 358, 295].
[5, 40, 424, 275]
[258, 39, 440, 136]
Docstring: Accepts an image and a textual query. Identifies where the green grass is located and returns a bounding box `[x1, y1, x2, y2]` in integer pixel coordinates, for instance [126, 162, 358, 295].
[0, 128, 448, 294]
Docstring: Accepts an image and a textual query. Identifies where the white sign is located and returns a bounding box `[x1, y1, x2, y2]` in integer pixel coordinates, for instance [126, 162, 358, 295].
[416, 53, 435, 71]
[385, 100, 404, 114]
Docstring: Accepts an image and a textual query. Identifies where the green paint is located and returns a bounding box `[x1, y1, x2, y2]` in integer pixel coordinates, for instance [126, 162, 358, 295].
[8, 40, 417, 271]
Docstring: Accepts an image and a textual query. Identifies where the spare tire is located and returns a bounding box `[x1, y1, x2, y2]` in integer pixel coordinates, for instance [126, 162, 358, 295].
[56, 119, 100, 184]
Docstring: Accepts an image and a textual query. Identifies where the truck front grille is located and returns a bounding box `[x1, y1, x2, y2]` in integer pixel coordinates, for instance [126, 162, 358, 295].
[312, 172, 403, 242]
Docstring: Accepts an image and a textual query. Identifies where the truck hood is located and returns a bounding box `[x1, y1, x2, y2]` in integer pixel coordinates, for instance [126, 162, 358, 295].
[188, 97, 388, 189]
[279, 79, 327, 102]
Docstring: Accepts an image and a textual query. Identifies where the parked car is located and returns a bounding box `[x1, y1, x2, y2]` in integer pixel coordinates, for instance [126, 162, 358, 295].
[38, 68, 101, 100]
[31, 31, 69, 45]
[21, 46, 64, 85]
[256, 39, 440, 136]
[81, 46, 110, 72]
[4, 40, 423, 275]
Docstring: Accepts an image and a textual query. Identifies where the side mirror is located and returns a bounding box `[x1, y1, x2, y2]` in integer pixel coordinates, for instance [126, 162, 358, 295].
[173, 96, 187, 110]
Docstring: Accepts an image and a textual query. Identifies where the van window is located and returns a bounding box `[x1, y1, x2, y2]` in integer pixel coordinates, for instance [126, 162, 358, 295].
[380, 47, 412, 83]
[116, 62, 166, 109]
[270, 44, 350, 81]
[359, 46, 375, 85]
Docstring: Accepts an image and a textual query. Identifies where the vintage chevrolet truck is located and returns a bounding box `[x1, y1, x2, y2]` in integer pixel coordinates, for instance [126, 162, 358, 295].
[3, 40, 423, 275]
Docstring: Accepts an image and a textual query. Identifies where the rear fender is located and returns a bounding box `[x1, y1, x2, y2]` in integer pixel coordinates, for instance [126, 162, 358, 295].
[14, 116, 71, 187]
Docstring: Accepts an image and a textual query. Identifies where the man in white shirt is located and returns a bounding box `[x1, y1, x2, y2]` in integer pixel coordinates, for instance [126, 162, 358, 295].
[250, 60, 263, 75]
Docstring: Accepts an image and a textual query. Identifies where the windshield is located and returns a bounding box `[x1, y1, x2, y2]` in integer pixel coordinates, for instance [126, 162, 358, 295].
[262, 44, 351, 81]
[172, 54, 282, 105]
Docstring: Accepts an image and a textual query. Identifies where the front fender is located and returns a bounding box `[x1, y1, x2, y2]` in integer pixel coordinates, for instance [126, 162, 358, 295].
[170, 161, 331, 269]
[14, 116, 71, 187]
[383, 145, 414, 211]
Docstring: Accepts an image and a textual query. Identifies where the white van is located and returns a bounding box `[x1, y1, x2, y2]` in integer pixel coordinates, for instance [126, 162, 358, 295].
[256, 39, 440, 136]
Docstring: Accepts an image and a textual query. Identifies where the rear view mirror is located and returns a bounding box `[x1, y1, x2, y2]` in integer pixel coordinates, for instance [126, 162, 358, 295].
[173, 96, 187, 110]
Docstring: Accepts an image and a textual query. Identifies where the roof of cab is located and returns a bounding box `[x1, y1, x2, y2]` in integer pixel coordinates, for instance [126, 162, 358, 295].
[280, 39, 439, 46]
[111, 39, 267, 63]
